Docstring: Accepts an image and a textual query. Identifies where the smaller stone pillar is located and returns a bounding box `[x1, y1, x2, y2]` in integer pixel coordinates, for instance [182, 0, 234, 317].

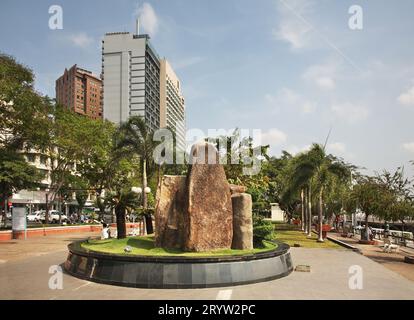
[231, 193, 253, 250]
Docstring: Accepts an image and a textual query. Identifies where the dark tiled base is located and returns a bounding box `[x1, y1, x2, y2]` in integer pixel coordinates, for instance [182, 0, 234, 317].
[65, 242, 293, 289]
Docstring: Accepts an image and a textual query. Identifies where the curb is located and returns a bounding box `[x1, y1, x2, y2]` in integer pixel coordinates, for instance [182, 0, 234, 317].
[310, 229, 361, 253]
[326, 235, 361, 253]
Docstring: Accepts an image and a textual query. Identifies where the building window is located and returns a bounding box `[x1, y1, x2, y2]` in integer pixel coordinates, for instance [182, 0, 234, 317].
[40, 155, 47, 165]
[27, 154, 35, 163]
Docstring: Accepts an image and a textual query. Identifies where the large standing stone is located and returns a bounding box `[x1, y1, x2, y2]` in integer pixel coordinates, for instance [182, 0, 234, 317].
[155, 175, 187, 249]
[231, 193, 253, 250]
[184, 142, 233, 252]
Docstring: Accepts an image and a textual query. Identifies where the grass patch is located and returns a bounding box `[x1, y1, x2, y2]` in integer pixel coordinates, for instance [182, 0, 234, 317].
[274, 230, 342, 249]
[80, 235, 277, 257]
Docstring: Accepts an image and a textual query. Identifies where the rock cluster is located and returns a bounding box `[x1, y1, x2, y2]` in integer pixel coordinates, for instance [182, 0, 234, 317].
[155, 142, 253, 252]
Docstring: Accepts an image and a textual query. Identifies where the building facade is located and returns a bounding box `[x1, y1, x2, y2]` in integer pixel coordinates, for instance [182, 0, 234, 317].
[102, 32, 160, 132]
[55, 65, 103, 120]
[160, 59, 186, 151]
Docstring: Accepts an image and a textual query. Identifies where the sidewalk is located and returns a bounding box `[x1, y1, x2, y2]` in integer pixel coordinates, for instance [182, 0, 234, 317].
[0, 232, 100, 263]
[329, 232, 414, 282]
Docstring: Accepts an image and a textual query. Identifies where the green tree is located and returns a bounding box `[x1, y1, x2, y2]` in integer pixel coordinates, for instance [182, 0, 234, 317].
[36, 106, 107, 222]
[76, 119, 116, 219]
[114, 116, 159, 234]
[0, 53, 49, 224]
[379, 168, 414, 243]
[106, 189, 140, 239]
[268, 152, 302, 224]
[289, 144, 351, 241]
[209, 129, 273, 217]
[0, 53, 51, 151]
[104, 158, 140, 239]
[350, 176, 394, 240]
[75, 185, 89, 217]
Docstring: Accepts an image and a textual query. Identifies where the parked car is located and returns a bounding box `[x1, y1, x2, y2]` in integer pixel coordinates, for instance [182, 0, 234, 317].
[49, 210, 68, 224]
[38, 210, 68, 224]
[27, 211, 43, 222]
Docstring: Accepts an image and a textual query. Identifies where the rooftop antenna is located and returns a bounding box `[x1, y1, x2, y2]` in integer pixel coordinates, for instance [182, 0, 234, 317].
[136, 18, 140, 36]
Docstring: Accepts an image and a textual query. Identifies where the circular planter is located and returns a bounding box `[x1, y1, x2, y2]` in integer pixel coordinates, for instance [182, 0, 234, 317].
[64, 241, 293, 289]
[404, 256, 414, 264]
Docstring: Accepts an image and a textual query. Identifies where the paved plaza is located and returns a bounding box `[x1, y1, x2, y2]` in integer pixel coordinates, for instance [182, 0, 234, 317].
[1, 233, 414, 300]
[329, 232, 414, 282]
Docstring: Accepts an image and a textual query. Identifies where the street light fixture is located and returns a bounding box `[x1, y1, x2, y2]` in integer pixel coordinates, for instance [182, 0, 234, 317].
[131, 187, 142, 194]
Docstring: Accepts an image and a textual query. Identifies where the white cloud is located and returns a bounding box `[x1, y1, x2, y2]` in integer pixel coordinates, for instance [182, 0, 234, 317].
[331, 102, 369, 124]
[260, 128, 288, 146]
[402, 142, 414, 153]
[135, 3, 159, 37]
[69, 33, 94, 48]
[266, 87, 316, 114]
[302, 62, 338, 90]
[397, 85, 414, 107]
[273, 0, 314, 49]
[327, 142, 346, 154]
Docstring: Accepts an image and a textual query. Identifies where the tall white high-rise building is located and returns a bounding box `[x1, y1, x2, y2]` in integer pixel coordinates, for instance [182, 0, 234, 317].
[102, 32, 160, 131]
[160, 59, 186, 151]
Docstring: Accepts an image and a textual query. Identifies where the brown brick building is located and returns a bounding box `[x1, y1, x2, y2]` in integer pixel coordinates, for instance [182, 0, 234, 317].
[55, 65, 103, 119]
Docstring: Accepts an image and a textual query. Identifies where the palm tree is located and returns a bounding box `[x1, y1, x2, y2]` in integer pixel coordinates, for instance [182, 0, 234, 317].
[291, 144, 350, 242]
[289, 152, 315, 237]
[106, 189, 140, 239]
[302, 187, 308, 233]
[114, 116, 158, 234]
[300, 189, 305, 231]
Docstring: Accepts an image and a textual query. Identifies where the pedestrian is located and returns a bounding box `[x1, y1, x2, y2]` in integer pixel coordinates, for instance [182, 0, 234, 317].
[384, 222, 390, 238]
[368, 226, 374, 241]
[334, 214, 339, 230]
[101, 223, 111, 239]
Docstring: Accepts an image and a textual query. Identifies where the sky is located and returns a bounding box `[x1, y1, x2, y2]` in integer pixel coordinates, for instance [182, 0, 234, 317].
[1, 0, 414, 176]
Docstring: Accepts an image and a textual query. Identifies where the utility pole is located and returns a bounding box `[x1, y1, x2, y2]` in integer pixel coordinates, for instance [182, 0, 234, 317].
[45, 191, 49, 225]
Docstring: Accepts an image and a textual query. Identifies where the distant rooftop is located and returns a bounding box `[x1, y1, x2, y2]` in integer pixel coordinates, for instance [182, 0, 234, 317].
[76, 67, 92, 75]
[103, 32, 158, 60]
[105, 31, 130, 36]
[104, 32, 150, 40]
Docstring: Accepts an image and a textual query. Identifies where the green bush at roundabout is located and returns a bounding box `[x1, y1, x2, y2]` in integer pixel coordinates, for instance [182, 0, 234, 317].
[253, 215, 276, 247]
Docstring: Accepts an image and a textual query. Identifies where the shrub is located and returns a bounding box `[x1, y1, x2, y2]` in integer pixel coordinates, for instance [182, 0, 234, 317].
[253, 215, 275, 247]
